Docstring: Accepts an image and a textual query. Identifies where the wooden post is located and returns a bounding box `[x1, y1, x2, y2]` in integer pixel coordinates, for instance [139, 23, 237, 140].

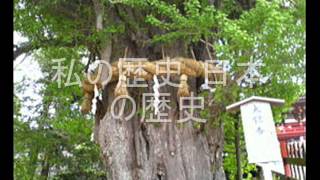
[235, 118, 242, 180]
[280, 140, 292, 177]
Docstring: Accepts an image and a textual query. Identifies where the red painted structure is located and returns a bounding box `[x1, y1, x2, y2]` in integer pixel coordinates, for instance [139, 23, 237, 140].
[276, 96, 306, 177]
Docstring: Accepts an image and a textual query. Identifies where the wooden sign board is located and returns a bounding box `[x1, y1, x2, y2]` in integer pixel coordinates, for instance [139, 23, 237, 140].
[227, 96, 285, 179]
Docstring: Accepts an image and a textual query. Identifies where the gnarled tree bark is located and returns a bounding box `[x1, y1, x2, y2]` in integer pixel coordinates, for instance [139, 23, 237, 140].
[91, 1, 226, 179]
[93, 42, 226, 180]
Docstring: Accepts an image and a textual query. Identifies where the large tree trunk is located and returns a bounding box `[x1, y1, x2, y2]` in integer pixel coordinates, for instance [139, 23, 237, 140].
[92, 40, 226, 180]
[91, 1, 226, 179]
[97, 111, 225, 180]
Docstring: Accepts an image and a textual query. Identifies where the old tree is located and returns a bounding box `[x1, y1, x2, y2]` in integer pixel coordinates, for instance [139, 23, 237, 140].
[14, 0, 305, 179]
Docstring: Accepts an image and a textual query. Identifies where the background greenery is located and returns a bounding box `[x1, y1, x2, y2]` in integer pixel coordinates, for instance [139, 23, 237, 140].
[14, 0, 305, 179]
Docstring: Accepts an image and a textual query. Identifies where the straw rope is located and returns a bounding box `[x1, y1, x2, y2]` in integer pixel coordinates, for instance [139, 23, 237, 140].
[81, 57, 223, 114]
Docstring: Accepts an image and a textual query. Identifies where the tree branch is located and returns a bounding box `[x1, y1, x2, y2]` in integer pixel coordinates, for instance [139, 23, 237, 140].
[13, 38, 84, 60]
[14, 42, 37, 60]
[92, 0, 104, 30]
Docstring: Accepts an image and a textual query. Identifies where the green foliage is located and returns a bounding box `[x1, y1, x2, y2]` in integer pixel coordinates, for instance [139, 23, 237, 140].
[14, 0, 305, 179]
[217, 1, 305, 178]
[14, 47, 107, 179]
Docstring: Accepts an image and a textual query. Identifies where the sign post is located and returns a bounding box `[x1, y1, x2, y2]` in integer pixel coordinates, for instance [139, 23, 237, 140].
[226, 96, 285, 180]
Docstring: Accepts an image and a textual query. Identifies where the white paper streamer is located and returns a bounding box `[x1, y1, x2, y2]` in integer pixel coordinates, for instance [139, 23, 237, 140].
[153, 75, 160, 115]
